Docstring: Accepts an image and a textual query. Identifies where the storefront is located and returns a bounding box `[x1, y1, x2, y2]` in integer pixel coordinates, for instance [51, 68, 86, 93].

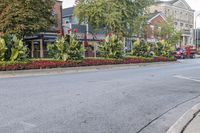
[25, 33, 58, 58]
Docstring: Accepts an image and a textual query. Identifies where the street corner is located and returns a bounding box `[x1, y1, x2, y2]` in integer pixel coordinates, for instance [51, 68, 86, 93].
[166, 103, 200, 133]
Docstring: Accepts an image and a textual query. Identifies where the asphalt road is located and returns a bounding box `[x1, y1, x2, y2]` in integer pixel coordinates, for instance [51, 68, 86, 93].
[0, 59, 200, 133]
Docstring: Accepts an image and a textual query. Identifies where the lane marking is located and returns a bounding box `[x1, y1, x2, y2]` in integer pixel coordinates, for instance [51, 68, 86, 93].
[174, 75, 200, 83]
[19, 121, 36, 128]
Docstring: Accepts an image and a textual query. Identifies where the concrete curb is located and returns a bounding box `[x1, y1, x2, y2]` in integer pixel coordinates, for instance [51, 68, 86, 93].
[0, 61, 177, 79]
[166, 104, 200, 133]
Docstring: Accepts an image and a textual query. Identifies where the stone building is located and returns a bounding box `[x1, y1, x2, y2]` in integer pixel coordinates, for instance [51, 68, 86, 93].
[149, 0, 194, 47]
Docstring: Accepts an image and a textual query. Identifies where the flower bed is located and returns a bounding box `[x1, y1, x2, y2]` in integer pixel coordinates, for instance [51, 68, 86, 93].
[0, 57, 176, 71]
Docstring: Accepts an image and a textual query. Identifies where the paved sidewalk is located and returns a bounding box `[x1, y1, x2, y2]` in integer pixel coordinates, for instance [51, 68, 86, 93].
[184, 112, 200, 133]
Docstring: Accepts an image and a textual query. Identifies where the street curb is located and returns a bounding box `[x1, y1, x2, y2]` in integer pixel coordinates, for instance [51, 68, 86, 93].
[0, 61, 177, 79]
[166, 104, 200, 133]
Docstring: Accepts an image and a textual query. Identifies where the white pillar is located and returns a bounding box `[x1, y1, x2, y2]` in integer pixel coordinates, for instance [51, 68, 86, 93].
[31, 41, 34, 58]
[40, 39, 44, 58]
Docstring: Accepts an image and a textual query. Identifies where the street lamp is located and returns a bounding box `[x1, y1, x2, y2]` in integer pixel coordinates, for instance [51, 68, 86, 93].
[195, 13, 200, 49]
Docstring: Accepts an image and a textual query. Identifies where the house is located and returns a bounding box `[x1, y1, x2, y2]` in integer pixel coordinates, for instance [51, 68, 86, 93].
[62, 7, 106, 42]
[62, 7, 106, 57]
[25, 0, 63, 58]
[145, 12, 166, 43]
[149, 0, 195, 46]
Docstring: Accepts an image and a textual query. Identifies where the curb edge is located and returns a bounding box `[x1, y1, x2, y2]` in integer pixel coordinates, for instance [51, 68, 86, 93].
[166, 104, 200, 133]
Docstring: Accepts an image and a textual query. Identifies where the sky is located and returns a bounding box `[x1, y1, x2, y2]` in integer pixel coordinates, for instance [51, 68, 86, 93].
[62, 0, 200, 27]
[63, 0, 200, 11]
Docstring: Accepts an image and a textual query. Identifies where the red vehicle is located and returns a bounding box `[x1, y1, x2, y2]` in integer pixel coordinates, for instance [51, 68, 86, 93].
[174, 48, 186, 59]
[185, 46, 197, 58]
[174, 46, 197, 59]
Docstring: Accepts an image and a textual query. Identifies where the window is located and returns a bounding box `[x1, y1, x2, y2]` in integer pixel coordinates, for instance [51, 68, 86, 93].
[180, 23, 183, 26]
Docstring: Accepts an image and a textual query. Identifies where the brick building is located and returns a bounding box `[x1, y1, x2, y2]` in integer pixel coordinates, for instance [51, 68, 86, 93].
[145, 12, 166, 43]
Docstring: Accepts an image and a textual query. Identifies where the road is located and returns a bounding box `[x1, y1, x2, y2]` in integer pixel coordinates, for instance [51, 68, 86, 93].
[0, 59, 200, 133]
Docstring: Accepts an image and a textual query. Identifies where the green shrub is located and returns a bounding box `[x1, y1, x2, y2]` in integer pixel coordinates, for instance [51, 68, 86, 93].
[131, 39, 152, 57]
[196, 50, 200, 55]
[0, 35, 28, 61]
[155, 40, 174, 57]
[48, 34, 85, 61]
[10, 36, 28, 61]
[98, 34, 124, 59]
[0, 38, 7, 61]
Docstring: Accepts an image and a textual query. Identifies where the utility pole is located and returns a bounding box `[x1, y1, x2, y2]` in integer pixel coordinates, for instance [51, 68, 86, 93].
[195, 13, 200, 49]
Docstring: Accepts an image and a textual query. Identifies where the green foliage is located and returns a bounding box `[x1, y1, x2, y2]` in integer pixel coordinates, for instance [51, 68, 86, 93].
[0, 38, 7, 61]
[155, 40, 174, 58]
[0, 60, 30, 67]
[0, 0, 56, 37]
[48, 34, 85, 61]
[74, 0, 154, 36]
[131, 16, 147, 37]
[131, 40, 152, 57]
[0, 35, 28, 61]
[98, 34, 124, 59]
[10, 36, 28, 61]
[157, 17, 181, 45]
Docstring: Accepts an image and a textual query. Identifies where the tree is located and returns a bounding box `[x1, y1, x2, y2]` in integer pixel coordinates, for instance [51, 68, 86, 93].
[74, 0, 154, 37]
[0, 0, 56, 38]
[156, 17, 181, 46]
[131, 16, 147, 38]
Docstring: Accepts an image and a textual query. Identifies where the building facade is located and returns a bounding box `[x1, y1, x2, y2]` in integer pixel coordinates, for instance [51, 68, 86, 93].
[149, 0, 194, 47]
[145, 12, 166, 43]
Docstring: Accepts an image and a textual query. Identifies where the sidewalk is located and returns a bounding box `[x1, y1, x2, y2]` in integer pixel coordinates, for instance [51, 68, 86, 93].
[183, 112, 200, 133]
[167, 104, 200, 133]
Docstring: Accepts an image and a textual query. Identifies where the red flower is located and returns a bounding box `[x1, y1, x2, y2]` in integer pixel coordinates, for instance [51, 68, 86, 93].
[67, 29, 71, 33]
[108, 33, 112, 37]
[73, 29, 77, 33]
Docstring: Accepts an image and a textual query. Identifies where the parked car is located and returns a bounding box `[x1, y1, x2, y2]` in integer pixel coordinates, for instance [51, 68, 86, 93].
[174, 48, 186, 59]
[174, 46, 197, 59]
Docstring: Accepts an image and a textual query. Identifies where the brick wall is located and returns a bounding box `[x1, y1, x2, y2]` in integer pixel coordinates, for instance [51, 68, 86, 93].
[53, 1, 62, 33]
[145, 15, 165, 41]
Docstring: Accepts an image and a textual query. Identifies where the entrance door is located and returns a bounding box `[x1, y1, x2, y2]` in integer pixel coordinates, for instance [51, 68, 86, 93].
[33, 41, 40, 58]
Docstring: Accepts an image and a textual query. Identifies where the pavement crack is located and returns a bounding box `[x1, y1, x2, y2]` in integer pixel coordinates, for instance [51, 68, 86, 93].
[135, 94, 200, 133]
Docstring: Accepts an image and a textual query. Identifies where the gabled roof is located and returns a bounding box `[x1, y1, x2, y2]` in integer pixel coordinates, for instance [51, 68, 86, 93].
[63, 7, 74, 17]
[155, 0, 193, 11]
[146, 12, 166, 23]
[155, 0, 179, 4]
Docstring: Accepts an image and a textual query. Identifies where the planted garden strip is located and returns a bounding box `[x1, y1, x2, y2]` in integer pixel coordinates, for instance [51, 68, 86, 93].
[0, 57, 176, 71]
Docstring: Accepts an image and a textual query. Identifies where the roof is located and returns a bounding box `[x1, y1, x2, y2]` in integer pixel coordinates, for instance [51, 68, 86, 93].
[63, 7, 74, 17]
[146, 11, 166, 23]
[155, 0, 179, 4]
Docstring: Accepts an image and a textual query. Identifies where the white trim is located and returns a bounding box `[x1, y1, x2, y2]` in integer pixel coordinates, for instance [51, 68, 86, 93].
[147, 13, 166, 23]
[173, 0, 192, 11]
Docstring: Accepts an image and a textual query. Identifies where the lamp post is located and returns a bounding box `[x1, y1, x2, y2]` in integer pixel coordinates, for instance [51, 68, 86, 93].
[195, 13, 200, 49]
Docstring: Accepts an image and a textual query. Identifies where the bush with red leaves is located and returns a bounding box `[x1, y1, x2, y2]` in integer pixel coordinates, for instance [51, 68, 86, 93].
[0, 57, 176, 71]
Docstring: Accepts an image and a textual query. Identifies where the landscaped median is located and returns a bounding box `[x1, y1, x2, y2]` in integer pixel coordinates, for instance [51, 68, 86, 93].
[0, 57, 176, 71]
